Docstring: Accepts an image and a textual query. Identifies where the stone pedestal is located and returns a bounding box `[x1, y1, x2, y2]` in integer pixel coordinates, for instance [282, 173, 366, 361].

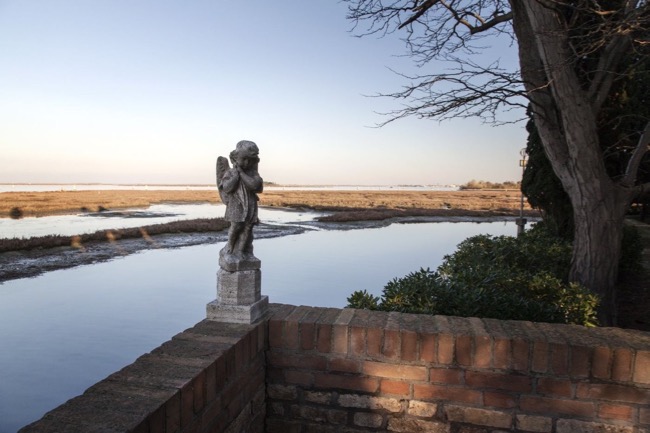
[206, 248, 268, 324]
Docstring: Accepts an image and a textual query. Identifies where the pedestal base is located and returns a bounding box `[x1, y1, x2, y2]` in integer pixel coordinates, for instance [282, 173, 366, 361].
[206, 295, 269, 324]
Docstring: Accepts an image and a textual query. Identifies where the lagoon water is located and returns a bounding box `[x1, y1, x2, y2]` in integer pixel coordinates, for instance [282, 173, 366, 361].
[0, 207, 515, 432]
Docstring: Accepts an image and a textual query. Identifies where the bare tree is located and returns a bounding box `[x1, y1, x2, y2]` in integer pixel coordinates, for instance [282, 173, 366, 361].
[345, 0, 650, 325]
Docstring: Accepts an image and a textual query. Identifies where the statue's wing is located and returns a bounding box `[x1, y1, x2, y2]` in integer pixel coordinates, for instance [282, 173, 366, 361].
[216, 156, 230, 205]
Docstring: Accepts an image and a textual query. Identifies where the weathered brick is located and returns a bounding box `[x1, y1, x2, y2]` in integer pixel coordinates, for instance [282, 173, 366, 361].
[484, 391, 516, 409]
[329, 357, 360, 373]
[550, 343, 569, 376]
[456, 335, 472, 366]
[304, 390, 333, 405]
[316, 324, 332, 353]
[387, 417, 448, 432]
[383, 329, 401, 359]
[326, 408, 348, 425]
[592, 346, 612, 379]
[419, 333, 436, 362]
[166, 392, 181, 433]
[350, 326, 365, 356]
[338, 394, 402, 412]
[641, 407, 650, 425]
[598, 403, 635, 422]
[474, 335, 492, 368]
[556, 419, 634, 433]
[283, 370, 313, 386]
[354, 412, 384, 428]
[367, 328, 383, 357]
[331, 324, 348, 354]
[413, 384, 482, 405]
[380, 379, 411, 396]
[430, 367, 463, 385]
[493, 338, 510, 370]
[576, 382, 650, 404]
[362, 361, 427, 381]
[520, 396, 595, 418]
[267, 384, 298, 401]
[532, 341, 549, 373]
[267, 352, 327, 371]
[570, 345, 591, 378]
[314, 373, 379, 393]
[537, 377, 573, 398]
[268, 320, 283, 348]
[401, 330, 418, 361]
[634, 351, 650, 384]
[465, 371, 531, 393]
[512, 339, 529, 371]
[407, 400, 438, 417]
[300, 322, 315, 351]
[611, 348, 633, 382]
[438, 333, 455, 365]
[283, 320, 300, 350]
[445, 405, 512, 429]
[515, 414, 552, 432]
[180, 382, 194, 427]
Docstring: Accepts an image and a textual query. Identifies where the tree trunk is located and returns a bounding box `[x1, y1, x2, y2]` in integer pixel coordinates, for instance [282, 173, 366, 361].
[510, 1, 635, 325]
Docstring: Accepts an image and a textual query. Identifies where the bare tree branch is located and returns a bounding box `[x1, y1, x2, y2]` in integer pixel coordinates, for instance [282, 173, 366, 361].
[622, 120, 650, 187]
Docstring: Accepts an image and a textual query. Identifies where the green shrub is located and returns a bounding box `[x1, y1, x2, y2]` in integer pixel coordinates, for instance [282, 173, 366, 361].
[347, 223, 600, 326]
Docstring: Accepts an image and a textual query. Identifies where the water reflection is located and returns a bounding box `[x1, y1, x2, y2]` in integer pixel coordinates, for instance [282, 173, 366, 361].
[0, 220, 514, 432]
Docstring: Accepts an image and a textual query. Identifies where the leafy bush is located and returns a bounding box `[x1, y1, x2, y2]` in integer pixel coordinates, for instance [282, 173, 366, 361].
[347, 223, 600, 326]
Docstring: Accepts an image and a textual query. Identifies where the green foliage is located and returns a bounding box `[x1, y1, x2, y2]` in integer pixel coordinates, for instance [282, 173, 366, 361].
[347, 224, 600, 326]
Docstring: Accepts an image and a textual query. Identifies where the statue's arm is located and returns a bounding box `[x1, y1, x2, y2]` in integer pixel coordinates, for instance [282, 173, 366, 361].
[239, 170, 263, 193]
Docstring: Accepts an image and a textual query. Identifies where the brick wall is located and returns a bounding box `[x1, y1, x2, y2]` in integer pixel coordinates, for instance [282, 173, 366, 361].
[19, 319, 267, 433]
[266, 304, 650, 433]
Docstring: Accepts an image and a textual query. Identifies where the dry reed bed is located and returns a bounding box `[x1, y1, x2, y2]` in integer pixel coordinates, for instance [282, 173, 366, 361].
[1, 189, 528, 218]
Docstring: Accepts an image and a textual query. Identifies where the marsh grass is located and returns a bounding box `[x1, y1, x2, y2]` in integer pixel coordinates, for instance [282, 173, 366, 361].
[0, 218, 229, 253]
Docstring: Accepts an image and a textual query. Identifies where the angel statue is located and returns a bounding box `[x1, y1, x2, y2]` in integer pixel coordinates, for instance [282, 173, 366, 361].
[216, 140, 264, 259]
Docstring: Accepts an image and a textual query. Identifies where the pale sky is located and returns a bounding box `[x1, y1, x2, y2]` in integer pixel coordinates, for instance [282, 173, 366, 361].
[0, 0, 527, 186]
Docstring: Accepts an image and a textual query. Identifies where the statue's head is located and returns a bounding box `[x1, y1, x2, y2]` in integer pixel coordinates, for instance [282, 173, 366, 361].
[230, 140, 260, 168]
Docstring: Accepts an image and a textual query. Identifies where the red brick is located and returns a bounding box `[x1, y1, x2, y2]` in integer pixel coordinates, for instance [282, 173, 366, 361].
[193, 371, 206, 413]
[611, 348, 633, 382]
[330, 357, 360, 373]
[465, 371, 531, 393]
[350, 326, 365, 356]
[512, 339, 529, 371]
[550, 343, 568, 376]
[401, 330, 418, 361]
[314, 373, 379, 393]
[484, 391, 517, 409]
[362, 361, 427, 381]
[206, 361, 217, 403]
[456, 335, 472, 366]
[576, 382, 650, 404]
[267, 352, 327, 371]
[438, 334, 455, 365]
[592, 346, 611, 379]
[419, 333, 436, 362]
[316, 324, 331, 353]
[367, 328, 382, 357]
[166, 392, 181, 433]
[430, 367, 463, 385]
[532, 341, 549, 373]
[300, 322, 315, 351]
[634, 350, 650, 384]
[181, 382, 194, 427]
[493, 338, 510, 370]
[570, 346, 591, 378]
[520, 396, 595, 418]
[268, 320, 283, 348]
[641, 407, 650, 425]
[537, 377, 573, 398]
[215, 354, 227, 390]
[383, 329, 400, 359]
[413, 384, 482, 404]
[332, 324, 348, 354]
[380, 379, 411, 396]
[474, 335, 492, 368]
[284, 370, 314, 386]
[598, 403, 635, 422]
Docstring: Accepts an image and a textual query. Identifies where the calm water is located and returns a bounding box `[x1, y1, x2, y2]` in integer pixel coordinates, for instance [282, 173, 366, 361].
[0, 217, 514, 432]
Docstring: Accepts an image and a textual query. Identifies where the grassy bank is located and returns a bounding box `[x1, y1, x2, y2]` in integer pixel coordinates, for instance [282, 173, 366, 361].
[1, 189, 531, 218]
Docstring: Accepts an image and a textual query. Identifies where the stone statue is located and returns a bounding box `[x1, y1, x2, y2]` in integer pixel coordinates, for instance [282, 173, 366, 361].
[216, 140, 263, 261]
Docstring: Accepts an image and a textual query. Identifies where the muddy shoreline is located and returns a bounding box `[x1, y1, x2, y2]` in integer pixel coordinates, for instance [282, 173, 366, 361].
[0, 215, 523, 283]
